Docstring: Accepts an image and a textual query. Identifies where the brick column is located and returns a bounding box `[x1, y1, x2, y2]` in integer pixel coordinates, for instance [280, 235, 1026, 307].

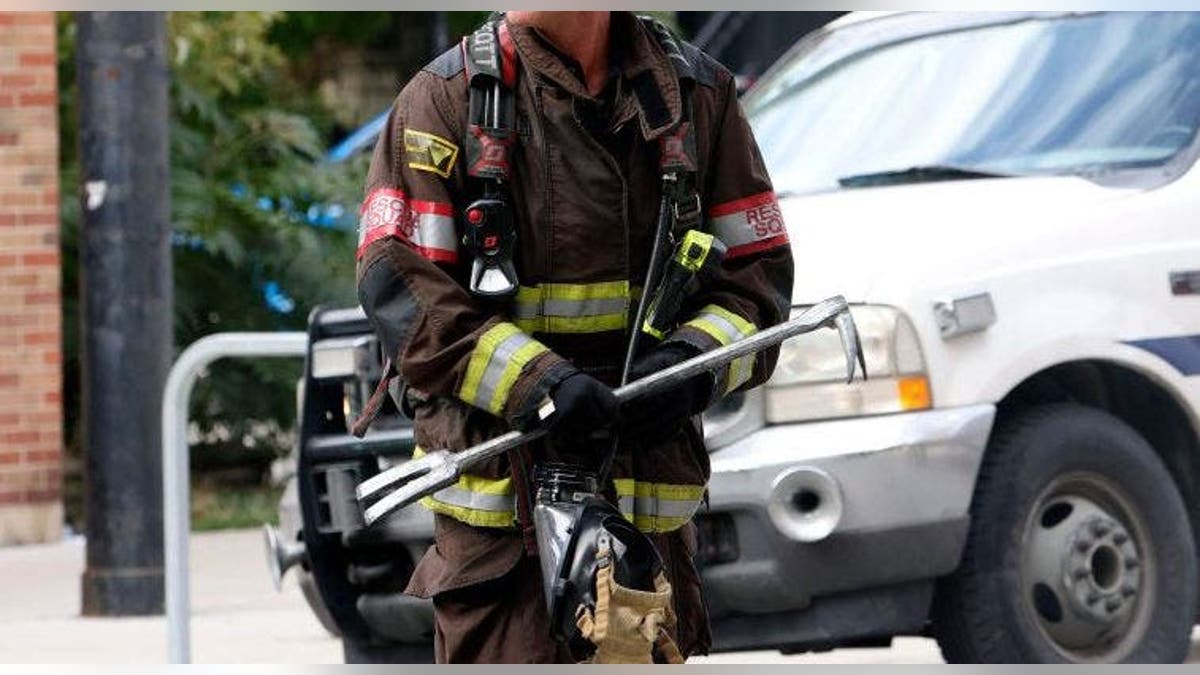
[0, 12, 64, 545]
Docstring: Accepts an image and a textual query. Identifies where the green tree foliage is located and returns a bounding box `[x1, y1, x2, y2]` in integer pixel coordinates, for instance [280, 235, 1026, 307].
[57, 11, 680, 526]
[58, 12, 366, 507]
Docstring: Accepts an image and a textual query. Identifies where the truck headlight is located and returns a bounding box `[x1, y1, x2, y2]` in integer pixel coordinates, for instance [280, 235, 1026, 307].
[309, 335, 383, 433]
[764, 305, 930, 423]
[310, 335, 380, 381]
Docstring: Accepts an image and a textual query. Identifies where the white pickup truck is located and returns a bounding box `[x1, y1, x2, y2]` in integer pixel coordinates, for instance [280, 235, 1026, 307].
[271, 10, 1200, 663]
[696, 10, 1200, 663]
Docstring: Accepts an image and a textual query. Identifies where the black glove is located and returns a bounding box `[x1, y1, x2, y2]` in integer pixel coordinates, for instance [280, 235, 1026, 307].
[621, 343, 714, 443]
[544, 371, 619, 438]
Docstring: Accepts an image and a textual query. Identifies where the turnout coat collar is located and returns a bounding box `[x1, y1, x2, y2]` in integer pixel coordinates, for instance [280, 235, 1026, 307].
[505, 12, 684, 141]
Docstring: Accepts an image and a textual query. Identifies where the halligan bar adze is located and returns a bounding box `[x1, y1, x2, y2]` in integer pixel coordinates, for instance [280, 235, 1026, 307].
[357, 295, 867, 525]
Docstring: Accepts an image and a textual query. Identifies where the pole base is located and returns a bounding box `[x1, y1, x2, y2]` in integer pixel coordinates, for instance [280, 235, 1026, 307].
[81, 566, 165, 616]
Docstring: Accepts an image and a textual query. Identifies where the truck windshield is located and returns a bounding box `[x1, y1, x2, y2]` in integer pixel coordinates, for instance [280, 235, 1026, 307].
[746, 12, 1200, 195]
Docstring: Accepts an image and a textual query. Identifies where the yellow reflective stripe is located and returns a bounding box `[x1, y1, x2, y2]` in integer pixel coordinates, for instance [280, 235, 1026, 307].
[418, 496, 515, 528]
[683, 304, 759, 394]
[459, 322, 521, 409]
[707, 304, 757, 338]
[513, 313, 627, 334]
[634, 514, 693, 532]
[511, 281, 633, 334]
[636, 482, 706, 502]
[613, 479, 705, 533]
[684, 304, 757, 346]
[487, 339, 548, 413]
[457, 322, 549, 415]
[539, 280, 629, 300]
[641, 321, 667, 340]
[614, 479, 636, 497]
[725, 353, 755, 394]
[412, 447, 516, 528]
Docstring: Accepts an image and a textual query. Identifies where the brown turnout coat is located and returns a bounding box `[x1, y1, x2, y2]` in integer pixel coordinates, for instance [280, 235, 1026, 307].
[356, 12, 793, 663]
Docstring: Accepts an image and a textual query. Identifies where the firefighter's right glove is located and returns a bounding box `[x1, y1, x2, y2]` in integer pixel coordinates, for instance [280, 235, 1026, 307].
[544, 371, 620, 438]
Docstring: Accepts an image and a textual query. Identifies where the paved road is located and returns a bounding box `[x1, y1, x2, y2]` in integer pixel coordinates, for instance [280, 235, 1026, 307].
[0, 528, 1196, 663]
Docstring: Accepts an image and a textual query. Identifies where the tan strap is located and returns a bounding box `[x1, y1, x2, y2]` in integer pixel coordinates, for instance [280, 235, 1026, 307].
[575, 536, 685, 664]
[654, 571, 677, 631]
[591, 543, 614, 642]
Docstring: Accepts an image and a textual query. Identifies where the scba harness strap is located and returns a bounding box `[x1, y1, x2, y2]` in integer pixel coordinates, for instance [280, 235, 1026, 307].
[458, 16, 703, 299]
[458, 17, 707, 560]
[459, 17, 521, 298]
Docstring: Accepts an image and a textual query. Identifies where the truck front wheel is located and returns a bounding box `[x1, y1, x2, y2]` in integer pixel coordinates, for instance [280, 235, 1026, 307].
[932, 403, 1196, 663]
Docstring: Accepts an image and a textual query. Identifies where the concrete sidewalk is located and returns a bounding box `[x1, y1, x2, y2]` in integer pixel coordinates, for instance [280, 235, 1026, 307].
[0, 527, 943, 663]
[0, 529, 342, 663]
[1, 528, 1195, 663]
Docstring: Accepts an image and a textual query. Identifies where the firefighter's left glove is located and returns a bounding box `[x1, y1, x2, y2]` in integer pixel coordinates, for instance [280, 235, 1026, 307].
[622, 343, 714, 443]
[544, 371, 620, 438]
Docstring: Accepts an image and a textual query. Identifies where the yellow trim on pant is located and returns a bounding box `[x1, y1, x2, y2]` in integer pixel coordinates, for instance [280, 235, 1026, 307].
[411, 447, 516, 528]
[614, 478, 707, 533]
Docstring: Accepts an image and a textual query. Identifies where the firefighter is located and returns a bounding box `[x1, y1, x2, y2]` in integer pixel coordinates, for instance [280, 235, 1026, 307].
[355, 11, 793, 663]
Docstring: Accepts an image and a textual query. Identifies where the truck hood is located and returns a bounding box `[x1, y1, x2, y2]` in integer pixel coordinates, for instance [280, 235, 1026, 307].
[781, 175, 1140, 303]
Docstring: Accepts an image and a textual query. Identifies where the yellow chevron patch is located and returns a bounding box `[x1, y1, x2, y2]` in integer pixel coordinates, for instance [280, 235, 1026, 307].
[405, 129, 459, 178]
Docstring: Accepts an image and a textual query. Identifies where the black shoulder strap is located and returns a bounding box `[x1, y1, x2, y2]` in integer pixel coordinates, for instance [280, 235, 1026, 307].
[464, 17, 518, 183]
[638, 17, 698, 173]
[638, 16, 702, 232]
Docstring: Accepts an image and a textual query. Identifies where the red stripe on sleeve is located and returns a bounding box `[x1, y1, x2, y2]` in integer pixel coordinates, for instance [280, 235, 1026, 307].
[414, 245, 459, 264]
[410, 199, 455, 216]
[359, 187, 406, 215]
[357, 224, 398, 259]
[708, 190, 777, 218]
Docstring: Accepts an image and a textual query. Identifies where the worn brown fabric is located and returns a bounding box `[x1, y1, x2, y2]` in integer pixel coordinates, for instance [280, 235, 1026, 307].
[356, 12, 793, 664]
[424, 514, 708, 663]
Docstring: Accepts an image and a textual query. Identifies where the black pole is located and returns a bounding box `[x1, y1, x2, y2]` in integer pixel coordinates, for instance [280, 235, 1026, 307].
[76, 11, 172, 616]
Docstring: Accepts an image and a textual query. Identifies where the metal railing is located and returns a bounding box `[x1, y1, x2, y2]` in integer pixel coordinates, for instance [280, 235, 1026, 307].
[162, 332, 308, 663]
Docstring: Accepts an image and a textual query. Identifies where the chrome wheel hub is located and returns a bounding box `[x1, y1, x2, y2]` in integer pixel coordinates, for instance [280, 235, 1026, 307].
[1021, 481, 1148, 659]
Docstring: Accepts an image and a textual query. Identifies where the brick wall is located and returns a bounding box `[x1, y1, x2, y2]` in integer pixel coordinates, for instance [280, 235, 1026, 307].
[0, 12, 63, 545]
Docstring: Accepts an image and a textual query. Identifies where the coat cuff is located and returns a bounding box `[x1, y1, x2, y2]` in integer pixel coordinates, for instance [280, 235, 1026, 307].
[455, 321, 575, 426]
[665, 304, 760, 401]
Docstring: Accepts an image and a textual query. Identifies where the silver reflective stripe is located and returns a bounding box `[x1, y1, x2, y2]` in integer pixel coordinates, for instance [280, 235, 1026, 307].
[710, 211, 764, 249]
[634, 496, 701, 520]
[617, 494, 702, 520]
[708, 191, 788, 258]
[512, 296, 629, 319]
[539, 296, 629, 318]
[430, 485, 516, 514]
[474, 331, 536, 410]
[509, 282, 633, 333]
[411, 211, 458, 257]
[698, 310, 744, 345]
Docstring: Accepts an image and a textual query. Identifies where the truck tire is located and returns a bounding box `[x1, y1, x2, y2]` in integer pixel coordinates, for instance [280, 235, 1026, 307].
[932, 403, 1196, 663]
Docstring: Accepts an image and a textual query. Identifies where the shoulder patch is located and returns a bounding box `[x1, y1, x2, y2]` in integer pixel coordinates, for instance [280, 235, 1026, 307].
[404, 129, 459, 178]
[423, 43, 465, 80]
